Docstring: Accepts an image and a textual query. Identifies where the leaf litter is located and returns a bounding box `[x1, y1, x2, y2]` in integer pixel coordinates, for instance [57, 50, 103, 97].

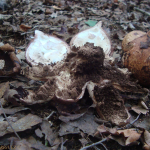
[0, 0, 150, 149]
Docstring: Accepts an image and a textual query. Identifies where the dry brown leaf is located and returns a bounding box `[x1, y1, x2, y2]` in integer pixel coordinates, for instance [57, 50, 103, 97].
[20, 24, 32, 32]
[7, 114, 42, 132]
[45, 8, 53, 14]
[0, 43, 15, 52]
[59, 113, 99, 136]
[117, 129, 142, 145]
[40, 120, 59, 146]
[9, 52, 21, 73]
[52, 5, 61, 10]
[59, 113, 85, 122]
[0, 107, 29, 115]
[143, 144, 150, 150]
[143, 130, 150, 150]
[0, 121, 9, 137]
[0, 82, 9, 98]
[35, 128, 43, 138]
[9, 137, 50, 150]
[97, 124, 117, 135]
[132, 101, 149, 114]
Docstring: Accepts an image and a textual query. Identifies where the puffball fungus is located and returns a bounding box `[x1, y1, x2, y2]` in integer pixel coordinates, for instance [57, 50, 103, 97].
[122, 30, 150, 86]
[122, 30, 146, 52]
[70, 21, 111, 56]
[26, 30, 70, 66]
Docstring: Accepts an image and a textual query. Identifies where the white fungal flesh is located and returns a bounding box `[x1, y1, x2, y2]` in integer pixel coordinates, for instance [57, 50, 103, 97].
[26, 30, 69, 66]
[70, 21, 111, 55]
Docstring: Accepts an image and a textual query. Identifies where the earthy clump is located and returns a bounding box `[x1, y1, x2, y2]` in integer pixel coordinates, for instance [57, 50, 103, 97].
[69, 43, 105, 74]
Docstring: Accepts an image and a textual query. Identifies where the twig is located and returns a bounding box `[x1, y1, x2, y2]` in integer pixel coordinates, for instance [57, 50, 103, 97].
[20, 31, 35, 35]
[134, 7, 150, 16]
[100, 143, 108, 150]
[9, 137, 14, 150]
[80, 138, 108, 150]
[61, 137, 64, 150]
[123, 113, 141, 129]
[45, 111, 55, 120]
[22, 86, 39, 89]
[0, 101, 21, 140]
[60, 137, 67, 150]
[131, 113, 141, 125]
[86, 136, 101, 150]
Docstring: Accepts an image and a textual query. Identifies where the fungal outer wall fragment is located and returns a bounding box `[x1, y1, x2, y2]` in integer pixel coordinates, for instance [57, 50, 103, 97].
[70, 21, 111, 56]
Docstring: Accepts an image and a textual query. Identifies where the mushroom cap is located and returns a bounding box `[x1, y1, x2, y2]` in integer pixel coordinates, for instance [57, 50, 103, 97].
[70, 21, 111, 56]
[122, 30, 146, 52]
[26, 30, 70, 66]
[123, 31, 150, 86]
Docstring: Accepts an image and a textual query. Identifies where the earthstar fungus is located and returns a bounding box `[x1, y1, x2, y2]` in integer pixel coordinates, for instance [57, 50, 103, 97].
[24, 22, 132, 125]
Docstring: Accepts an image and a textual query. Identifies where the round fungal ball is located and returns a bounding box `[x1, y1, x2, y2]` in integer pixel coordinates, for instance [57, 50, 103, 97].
[122, 31, 150, 86]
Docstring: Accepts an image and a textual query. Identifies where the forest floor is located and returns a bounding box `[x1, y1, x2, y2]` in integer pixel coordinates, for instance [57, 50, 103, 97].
[0, 0, 150, 150]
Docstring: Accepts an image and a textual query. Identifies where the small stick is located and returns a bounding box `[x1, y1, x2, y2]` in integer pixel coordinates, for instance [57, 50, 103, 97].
[130, 113, 141, 125]
[9, 137, 14, 150]
[100, 143, 108, 150]
[120, 113, 141, 129]
[80, 138, 108, 150]
[86, 136, 101, 150]
[45, 111, 55, 120]
[61, 137, 64, 150]
[134, 7, 150, 16]
[0, 101, 21, 140]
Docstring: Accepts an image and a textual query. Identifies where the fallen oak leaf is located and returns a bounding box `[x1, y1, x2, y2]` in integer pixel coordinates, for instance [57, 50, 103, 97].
[20, 24, 32, 32]
[35, 128, 43, 138]
[116, 129, 142, 145]
[59, 113, 99, 136]
[0, 44, 21, 74]
[0, 43, 15, 52]
[0, 114, 42, 137]
[52, 5, 61, 10]
[59, 113, 86, 123]
[0, 82, 9, 98]
[0, 107, 29, 115]
[142, 130, 150, 150]
[9, 52, 21, 73]
[8, 137, 51, 150]
[96, 125, 143, 146]
[4, 86, 28, 105]
[97, 124, 117, 135]
[7, 113, 42, 132]
[0, 121, 9, 137]
[131, 100, 149, 115]
[40, 120, 59, 146]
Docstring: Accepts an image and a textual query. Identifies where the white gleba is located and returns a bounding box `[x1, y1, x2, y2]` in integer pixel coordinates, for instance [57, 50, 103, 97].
[26, 30, 70, 66]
